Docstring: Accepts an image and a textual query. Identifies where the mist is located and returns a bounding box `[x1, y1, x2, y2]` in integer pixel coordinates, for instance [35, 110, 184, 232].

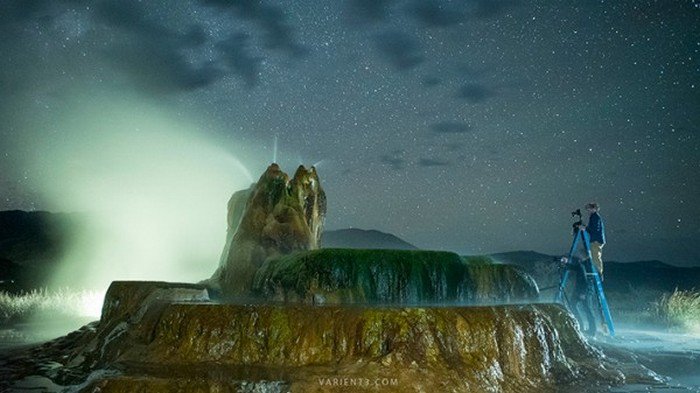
[13, 91, 253, 292]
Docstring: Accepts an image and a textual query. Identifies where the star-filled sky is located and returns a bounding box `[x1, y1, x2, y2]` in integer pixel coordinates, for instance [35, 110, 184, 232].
[1, 0, 699, 266]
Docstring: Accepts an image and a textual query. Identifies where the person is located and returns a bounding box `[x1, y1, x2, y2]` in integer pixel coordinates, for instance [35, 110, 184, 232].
[581, 202, 606, 278]
[561, 256, 596, 336]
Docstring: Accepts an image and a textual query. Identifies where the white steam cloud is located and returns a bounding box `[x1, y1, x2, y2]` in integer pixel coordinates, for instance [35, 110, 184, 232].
[20, 92, 253, 290]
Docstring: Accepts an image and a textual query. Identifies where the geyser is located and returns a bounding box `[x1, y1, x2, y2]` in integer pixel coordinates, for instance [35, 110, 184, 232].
[207, 163, 327, 296]
[207, 164, 537, 305]
[0, 163, 661, 392]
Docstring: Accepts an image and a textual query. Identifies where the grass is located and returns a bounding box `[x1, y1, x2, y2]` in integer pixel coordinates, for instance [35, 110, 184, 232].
[0, 288, 105, 326]
[651, 288, 700, 334]
[608, 287, 700, 334]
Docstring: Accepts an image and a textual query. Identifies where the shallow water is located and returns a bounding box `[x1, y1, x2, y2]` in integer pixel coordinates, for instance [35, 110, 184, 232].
[601, 326, 700, 392]
[0, 316, 96, 351]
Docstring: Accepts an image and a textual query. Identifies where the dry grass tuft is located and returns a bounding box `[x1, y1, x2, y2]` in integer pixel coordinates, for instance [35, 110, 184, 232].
[652, 288, 700, 333]
[0, 288, 104, 325]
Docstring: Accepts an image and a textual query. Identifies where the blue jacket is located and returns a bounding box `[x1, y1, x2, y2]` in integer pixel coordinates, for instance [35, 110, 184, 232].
[586, 212, 606, 244]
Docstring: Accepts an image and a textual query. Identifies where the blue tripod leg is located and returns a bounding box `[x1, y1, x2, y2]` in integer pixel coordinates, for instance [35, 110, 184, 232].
[589, 263, 615, 337]
[555, 270, 569, 303]
[582, 231, 616, 337]
[555, 230, 580, 303]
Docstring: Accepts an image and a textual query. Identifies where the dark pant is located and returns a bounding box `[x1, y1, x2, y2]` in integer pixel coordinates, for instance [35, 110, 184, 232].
[571, 287, 596, 335]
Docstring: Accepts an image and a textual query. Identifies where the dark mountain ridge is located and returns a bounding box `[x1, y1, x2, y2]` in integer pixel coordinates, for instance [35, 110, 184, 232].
[490, 250, 700, 295]
[1, 210, 697, 295]
[321, 228, 418, 250]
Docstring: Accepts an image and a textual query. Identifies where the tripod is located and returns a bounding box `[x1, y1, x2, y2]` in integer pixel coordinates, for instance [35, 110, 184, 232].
[555, 227, 615, 337]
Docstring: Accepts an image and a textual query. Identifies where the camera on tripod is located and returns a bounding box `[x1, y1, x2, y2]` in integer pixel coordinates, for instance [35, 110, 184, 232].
[571, 208, 583, 232]
[555, 207, 616, 336]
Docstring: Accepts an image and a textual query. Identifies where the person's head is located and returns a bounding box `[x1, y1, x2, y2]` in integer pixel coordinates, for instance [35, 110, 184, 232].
[585, 202, 599, 213]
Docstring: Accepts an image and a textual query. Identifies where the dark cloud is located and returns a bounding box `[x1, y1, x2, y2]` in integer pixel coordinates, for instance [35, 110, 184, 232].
[0, 0, 307, 95]
[344, 0, 393, 24]
[200, 0, 308, 58]
[0, 0, 88, 96]
[380, 149, 406, 170]
[418, 158, 450, 167]
[407, 1, 464, 27]
[457, 83, 494, 103]
[374, 31, 424, 71]
[422, 76, 441, 87]
[0, 0, 90, 27]
[95, 1, 169, 39]
[443, 142, 465, 152]
[431, 121, 472, 134]
[93, 1, 222, 94]
[346, 0, 515, 28]
[105, 43, 223, 94]
[456, 64, 488, 78]
[183, 25, 209, 47]
[469, 0, 520, 19]
[217, 33, 263, 87]
[0, 0, 48, 25]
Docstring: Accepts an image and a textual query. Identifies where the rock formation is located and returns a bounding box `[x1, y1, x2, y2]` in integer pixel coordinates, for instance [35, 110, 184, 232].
[208, 163, 326, 296]
[0, 281, 655, 393]
[253, 249, 539, 304]
[0, 165, 665, 392]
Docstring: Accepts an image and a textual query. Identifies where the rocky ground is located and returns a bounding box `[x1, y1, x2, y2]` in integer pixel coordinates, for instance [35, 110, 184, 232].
[2, 323, 697, 392]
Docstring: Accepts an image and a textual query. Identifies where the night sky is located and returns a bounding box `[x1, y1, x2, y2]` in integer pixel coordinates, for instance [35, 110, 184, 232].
[1, 0, 699, 265]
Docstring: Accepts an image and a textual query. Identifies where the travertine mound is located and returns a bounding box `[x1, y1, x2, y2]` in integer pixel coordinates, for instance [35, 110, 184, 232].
[253, 249, 539, 304]
[100, 281, 209, 323]
[1, 281, 629, 393]
[208, 163, 326, 297]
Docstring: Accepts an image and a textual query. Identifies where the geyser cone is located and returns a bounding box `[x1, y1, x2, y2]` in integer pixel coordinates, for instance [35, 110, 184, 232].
[208, 163, 326, 296]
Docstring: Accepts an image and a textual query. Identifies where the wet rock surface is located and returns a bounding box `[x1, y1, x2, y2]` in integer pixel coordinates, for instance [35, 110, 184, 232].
[208, 164, 327, 297]
[0, 279, 646, 393]
[0, 164, 674, 392]
[100, 281, 210, 323]
[253, 249, 539, 305]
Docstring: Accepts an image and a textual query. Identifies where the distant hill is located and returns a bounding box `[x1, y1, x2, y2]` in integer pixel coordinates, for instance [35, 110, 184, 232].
[0, 210, 69, 267]
[490, 251, 555, 266]
[603, 260, 700, 293]
[0, 210, 83, 291]
[487, 250, 700, 295]
[321, 228, 418, 250]
[2, 210, 698, 298]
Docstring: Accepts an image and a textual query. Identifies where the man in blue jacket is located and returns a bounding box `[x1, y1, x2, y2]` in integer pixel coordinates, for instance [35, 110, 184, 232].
[581, 202, 606, 278]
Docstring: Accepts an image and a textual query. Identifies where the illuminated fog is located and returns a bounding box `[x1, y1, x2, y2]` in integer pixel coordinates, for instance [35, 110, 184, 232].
[18, 92, 253, 291]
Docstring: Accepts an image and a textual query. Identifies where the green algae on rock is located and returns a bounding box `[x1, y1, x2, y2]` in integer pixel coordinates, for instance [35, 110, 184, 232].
[252, 248, 539, 305]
